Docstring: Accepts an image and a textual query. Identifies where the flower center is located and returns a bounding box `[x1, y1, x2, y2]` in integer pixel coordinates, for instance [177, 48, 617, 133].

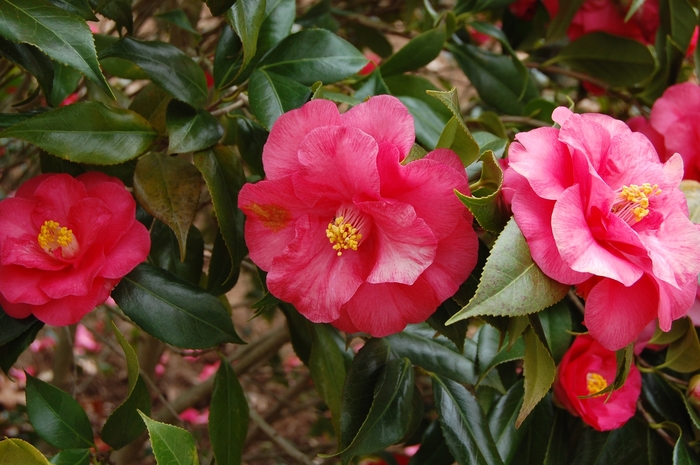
[586, 372, 608, 397]
[326, 217, 362, 256]
[38, 220, 79, 258]
[611, 183, 662, 224]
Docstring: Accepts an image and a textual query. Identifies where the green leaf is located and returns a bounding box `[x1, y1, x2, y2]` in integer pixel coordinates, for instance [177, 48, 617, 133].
[0, 321, 44, 375]
[99, 37, 208, 108]
[397, 96, 448, 150]
[385, 74, 451, 119]
[380, 24, 446, 77]
[49, 449, 90, 465]
[548, 32, 656, 87]
[428, 88, 479, 167]
[207, 229, 236, 295]
[258, 29, 367, 85]
[354, 68, 390, 100]
[0, 38, 54, 100]
[545, 0, 586, 43]
[90, 0, 132, 35]
[194, 144, 247, 292]
[213, 25, 243, 90]
[476, 323, 525, 386]
[642, 373, 694, 437]
[0, 438, 51, 465]
[257, 0, 294, 54]
[166, 100, 222, 154]
[25, 373, 94, 449]
[49, 61, 82, 107]
[94, 35, 149, 81]
[339, 358, 416, 461]
[488, 380, 527, 465]
[156, 9, 200, 37]
[448, 43, 537, 115]
[427, 298, 469, 353]
[134, 152, 203, 261]
[657, 317, 700, 373]
[3, 102, 157, 164]
[339, 338, 392, 451]
[431, 374, 504, 465]
[448, 218, 569, 323]
[0, 0, 112, 97]
[112, 262, 244, 348]
[674, 433, 700, 465]
[207, 0, 236, 16]
[209, 355, 249, 465]
[517, 327, 556, 427]
[230, 115, 267, 177]
[538, 302, 572, 365]
[47, 0, 96, 20]
[129, 83, 172, 134]
[0, 308, 39, 346]
[248, 69, 310, 130]
[226, 0, 265, 73]
[456, 151, 508, 232]
[139, 411, 200, 465]
[150, 221, 204, 285]
[408, 420, 455, 465]
[309, 324, 347, 436]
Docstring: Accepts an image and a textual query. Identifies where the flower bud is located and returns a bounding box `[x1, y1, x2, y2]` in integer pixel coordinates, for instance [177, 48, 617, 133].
[687, 375, 700, 410]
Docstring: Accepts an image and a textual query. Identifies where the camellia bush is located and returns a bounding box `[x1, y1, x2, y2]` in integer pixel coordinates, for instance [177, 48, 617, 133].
[2, 0, 700, 464]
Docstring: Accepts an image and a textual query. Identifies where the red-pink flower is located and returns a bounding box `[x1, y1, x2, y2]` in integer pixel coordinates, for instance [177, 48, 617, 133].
[0, 173, 150, 326]
[504, 107, 700, 350]
[238, 96, 478, 336]
[543, 0, 659, 45]
[554, 334, 641, 431]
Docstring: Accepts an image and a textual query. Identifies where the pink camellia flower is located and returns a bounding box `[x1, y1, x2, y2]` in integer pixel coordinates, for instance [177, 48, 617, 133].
[0, 173, 150, 326]
[554, 334, 642, 431]
[543, 0, 659, 45]
[504, 107, 700, 350]
[238, 96, 478, 336]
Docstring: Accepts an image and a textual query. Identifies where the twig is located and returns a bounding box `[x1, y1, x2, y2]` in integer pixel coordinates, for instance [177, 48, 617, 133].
[248, 408, 317, 465]
[566, 289, 585, 314]
[210, 99, 245, 116]
[637, 400, 677, 448]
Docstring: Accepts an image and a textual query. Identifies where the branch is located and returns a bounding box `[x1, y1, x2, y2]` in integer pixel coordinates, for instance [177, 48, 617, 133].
[248, 408, 317, 465]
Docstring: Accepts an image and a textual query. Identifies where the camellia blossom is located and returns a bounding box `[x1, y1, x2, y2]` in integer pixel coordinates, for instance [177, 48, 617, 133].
[554, 334, 642, 431]
[0, 173, 150, 326]
[542, 0, 659, 45]
[238, 95, 478, 336]
[504, 107, 700, 350]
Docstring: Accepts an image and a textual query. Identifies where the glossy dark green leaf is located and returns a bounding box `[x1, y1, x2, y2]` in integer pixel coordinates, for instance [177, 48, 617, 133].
[0, 109, 49, 128]
[674, 433, 700, 465]
[93, 35, 149, 81]
[352, 23, 392, 58]
[25, 373, 94, 449]
[156, 9, 199, 36]
[309, 324, 347, 436]
[49, 62, 82, 107]
[427, 87, 479, 167]
[231, 115, 268, 177]
[339, 338, 392, 450]
[210, 355, 248, 465]
[101, 324, 151, 450]
[150, 221, 204, 285]
[517, 327, 556, 427]
[89, 0, 131, 34]
[47, 0, 96, 20]
[0, 307, 39, 346]
[396, 96, 448, 150]
[642, 372, 694, 435]
[134, 152, 203, 261]
[226, 0, 265, 73]
[213, 25, 243, 90]
[166, 100, 222, 154]
[427, 298, 469, 353]
[129, 83, 172, 135]
[657, 317, 700, 373]
[0, 320, 44, 375]
[99, 37, 208, 108]
[257, 0, 295, 53]
[194, 144, 247, 291]
[3, 102, 157, 164]
[339, 358, 415, 460]
[538, 302, 572, 365]
[542, 409, 567, 465]
[280, 303, 313, 365]
[207, 0, 236, 16]
[456, 151, 508, 232]
[354, 68, 390, 100]
[448, 218, 569, 323]
[0, 38, 54, 99]
[248, 69, 310, 130]
[139, 411, 200, 465]
[0, 438, 51, 465]
[385, 74, 452, 120]
[448, 42, 537, 115]
[0, 0, 112, 97]
[380, 24, 446, 77]
[488, 380, 527, 464]
[49, 449, 90, 465]
[112, 262, 244, 348]
[549, 33, 655, 87]
[571, 418, 658, 465]
[207, 229, 236, 295]
[408, 420, 455, 465]
[258, 29, 367, 85]
[432, 374, 504, 465]
[522, 98, 557, 125]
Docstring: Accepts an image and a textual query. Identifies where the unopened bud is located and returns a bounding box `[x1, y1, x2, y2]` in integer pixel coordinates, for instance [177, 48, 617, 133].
[687, 375, 700, 410]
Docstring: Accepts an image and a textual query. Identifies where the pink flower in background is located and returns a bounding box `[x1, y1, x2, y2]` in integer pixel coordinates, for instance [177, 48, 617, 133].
[554, 334, 641, 431]
[542, 0, 659, 45]
[239, 96, 478, 336]
[0, 173, 151, 326]
[504, 107, 700, 350]
[358, 51, 381, 75]
[73, 323, 102, 355]
[509, 0, 537, 21]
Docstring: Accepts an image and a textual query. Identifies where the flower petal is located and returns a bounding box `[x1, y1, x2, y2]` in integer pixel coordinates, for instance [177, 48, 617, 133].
[31, 277, 116, 326]
[341, 95, 415, 156]
[99, 220, 151, 279]
[263, 99, 342, 180]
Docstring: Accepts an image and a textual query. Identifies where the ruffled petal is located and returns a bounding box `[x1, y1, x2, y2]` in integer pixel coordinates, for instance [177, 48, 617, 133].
[0, 264, 51, 305]
[657, 278, 697, 331]
[262, 99, 342, 180]
[582, 275, 659, 350]
[356, 198, 436, 286]
[341, 95, 415, 156]
[31, 277, 116, 326]
[39, 247, 106, 299]
[99, 220, 151, 279]
[267, 215, 372, 323]
[30, 174, 88, 227]
[0, 197, 38, 242]
[2, 235, 67, 270]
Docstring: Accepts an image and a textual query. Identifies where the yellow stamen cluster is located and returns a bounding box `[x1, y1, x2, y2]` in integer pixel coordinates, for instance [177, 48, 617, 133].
[38, 220, 74, 254]
[586, 372, 609, 397]
[326, 217, 362, 257]
[611, 183, 662, 224]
